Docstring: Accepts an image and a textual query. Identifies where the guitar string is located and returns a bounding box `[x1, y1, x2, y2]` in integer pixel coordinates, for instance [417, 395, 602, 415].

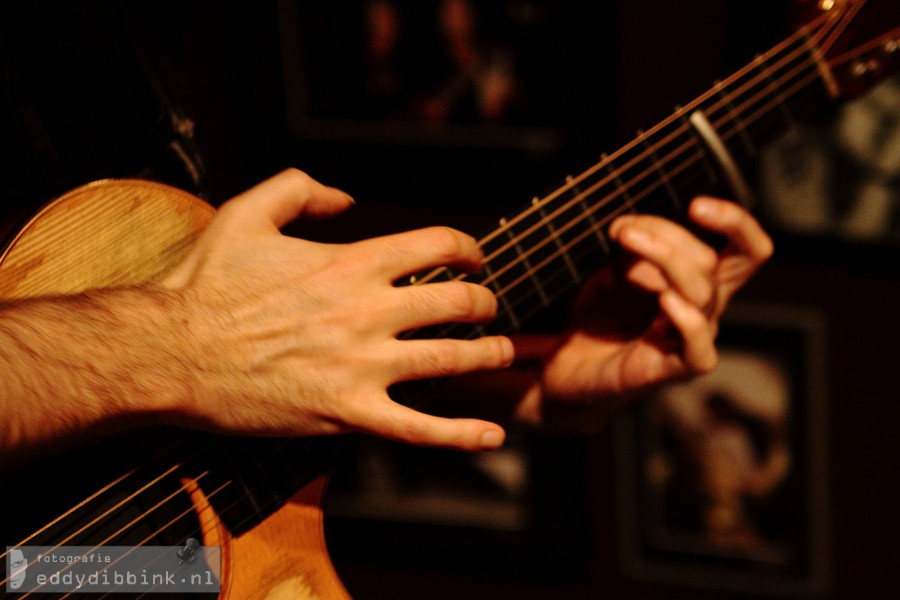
[405, 54, 824, 346]
[395, 55, 820, 354]
[121, 56, 831, 564]
[489, 62, 825, 304]
[87, 49, 834, 565]
[5, 28, 827, 584]
[5, 5, 844, 592]
[5, 47, 824, 592]
[482, 18, 879, 311]
[15, 471, 217, 600]
[7, 68, 826, 600]
[432, 41, 819, 294]
[0, 433, 193, 560]
[5, 464, 209, 596]
[412, 9, 837, 288]
[399, 55, 819, 337]
[183, 17, 892, 548]
[54, 480, 234, 600]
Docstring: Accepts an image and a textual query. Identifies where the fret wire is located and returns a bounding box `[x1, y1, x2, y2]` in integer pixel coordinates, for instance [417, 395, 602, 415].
[601, 152, 636, 214]
[716, 61, 822, 150]
[531, 196, 581, 283]
[567, 174, 611, 252]
[190, 36, 836, 564]
[712, 80, 757, 155]
[248, 439, 284, 507]
[279, 444, 303, 490]
[513, 18, 810, 250]
[475, 127, 702, 295]
[13, 15, 843, 571]
[723, 69, 827, 171]
[754, 52, 799, 127]
[216, 437, 265, 522]
[637, 128, 685, 210]
[714, 35, 809, 110]
[417, 32, 819, 291]
[500, 216, 550, 308]
[21, 57, 828, 568]
[496, 147, 707, 300]
[481, 262, 520, 330]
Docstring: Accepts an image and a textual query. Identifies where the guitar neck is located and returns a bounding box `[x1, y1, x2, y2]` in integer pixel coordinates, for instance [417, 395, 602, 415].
[15, 3, 896, 558]
[396, 22, 835, 372]
[204, 7, 883, 531]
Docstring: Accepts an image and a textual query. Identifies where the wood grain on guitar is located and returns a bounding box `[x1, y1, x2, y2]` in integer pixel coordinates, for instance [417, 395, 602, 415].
[0, 181, 350, 599]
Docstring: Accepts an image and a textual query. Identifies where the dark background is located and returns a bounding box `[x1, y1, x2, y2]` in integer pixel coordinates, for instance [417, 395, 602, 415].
[4, 0, 900, 598]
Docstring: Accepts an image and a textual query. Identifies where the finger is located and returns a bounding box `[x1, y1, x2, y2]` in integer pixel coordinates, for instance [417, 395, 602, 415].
[689, 197, 774, 262]
[659, 290, 718, 374]
[610, 215, 718, 308]
[228, 168, 355, 230]
[392, 336, 514, 380]
[626, 259, 668, 293]
[355, 398, 507, 451]
[356, 226, 484, 280]
[391, 281, 498, 331]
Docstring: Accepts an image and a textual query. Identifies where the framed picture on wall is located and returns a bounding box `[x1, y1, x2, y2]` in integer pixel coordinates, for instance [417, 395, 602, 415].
[614, 304, 830, 597]
[755, 73, 900, 246]
[275, 0, 575, 151]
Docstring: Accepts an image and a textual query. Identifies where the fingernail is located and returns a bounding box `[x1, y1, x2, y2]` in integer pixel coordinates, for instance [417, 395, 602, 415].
[691, 197, 716, 218]
[609, 215, 635, 237]
[621, 226, 650, 247]
[501, 337, 515, 366]
[480, 429, 505, 450]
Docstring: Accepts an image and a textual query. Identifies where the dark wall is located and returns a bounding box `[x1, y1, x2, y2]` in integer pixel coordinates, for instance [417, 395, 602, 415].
[162, 1, 900, 598]
[5, 0, 898, 598]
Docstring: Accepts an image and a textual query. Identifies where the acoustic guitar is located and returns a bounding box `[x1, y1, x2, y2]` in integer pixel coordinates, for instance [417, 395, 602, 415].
[2, 1, 897, 597]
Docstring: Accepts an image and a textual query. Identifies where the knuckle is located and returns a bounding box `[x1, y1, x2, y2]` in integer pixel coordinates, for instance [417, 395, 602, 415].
[422, 341, 462, 376]
[655, 238, 676, 262]
[695, 349, 719, 374]
[443, 281, 479, 319]
[695, 279, 716, 308]
[697, 246, 719, 273]
[490, 337, 511, 367]
[679, 304, 709, 336]
[279, 167, 311, 187]
[215, 197, 244, 220]
[428, 226, 468, 260]
[397, 418, 432, 446]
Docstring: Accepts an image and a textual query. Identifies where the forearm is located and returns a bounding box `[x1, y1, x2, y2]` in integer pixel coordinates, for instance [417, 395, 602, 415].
[0, 286, 192, 466]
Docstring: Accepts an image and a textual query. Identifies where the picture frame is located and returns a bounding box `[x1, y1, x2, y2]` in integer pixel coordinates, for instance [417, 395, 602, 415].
[755, 72, 900, 246]
[275, 0, 569, 152]
[614, 303, 830, 597]
[322, 430, 591, 582]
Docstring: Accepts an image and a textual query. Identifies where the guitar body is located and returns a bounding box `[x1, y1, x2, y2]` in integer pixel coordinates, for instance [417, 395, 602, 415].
[0, 180, 350, 599]
[2, 3, 896, 597]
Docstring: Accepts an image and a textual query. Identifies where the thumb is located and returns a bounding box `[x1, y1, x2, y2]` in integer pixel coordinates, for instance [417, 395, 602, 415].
[233, 168, 355, 230]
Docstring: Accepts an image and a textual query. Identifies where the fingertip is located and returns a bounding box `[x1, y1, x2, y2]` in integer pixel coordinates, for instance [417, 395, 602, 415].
[499, 336, 515, 367]
[608, 214, 636, 239]
[689, 196, 723, 221]
[479, 427, 506, 451]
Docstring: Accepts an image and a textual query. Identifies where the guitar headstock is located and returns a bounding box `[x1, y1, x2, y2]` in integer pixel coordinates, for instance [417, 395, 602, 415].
[795, 0, 899, 98]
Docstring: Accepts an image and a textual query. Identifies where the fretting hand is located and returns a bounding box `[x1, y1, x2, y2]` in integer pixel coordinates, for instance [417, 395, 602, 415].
[513, 196, 773, 429]
[161, 169, 514, 450]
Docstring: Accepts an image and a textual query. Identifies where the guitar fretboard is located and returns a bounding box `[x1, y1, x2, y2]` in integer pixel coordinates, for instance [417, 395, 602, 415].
[5, 10, 849, 575]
